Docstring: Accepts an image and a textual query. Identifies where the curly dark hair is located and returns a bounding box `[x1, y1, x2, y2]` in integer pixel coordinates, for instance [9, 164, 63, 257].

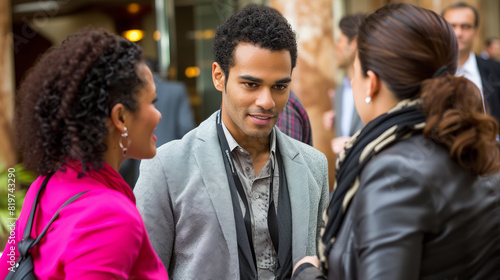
[213, 4, 297, 81]
[16, 28, 145, 175]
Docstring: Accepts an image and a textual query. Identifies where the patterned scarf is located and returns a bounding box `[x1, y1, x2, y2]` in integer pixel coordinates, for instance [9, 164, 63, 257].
[319, 98, 427, 272]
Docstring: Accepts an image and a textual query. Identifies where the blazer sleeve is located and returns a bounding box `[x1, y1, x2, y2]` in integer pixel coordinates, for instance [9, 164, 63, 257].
[134, 153, 175, 271]
[353, 153, 435, 280]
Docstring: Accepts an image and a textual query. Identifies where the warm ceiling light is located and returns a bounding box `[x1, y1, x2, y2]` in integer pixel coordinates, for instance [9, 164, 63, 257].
[153, 30, 161, 41]
[203, 29, 215, 39]
[123, 29, 144, 42]
[185, 66, 200, 78]
[127, 3, 140, 14]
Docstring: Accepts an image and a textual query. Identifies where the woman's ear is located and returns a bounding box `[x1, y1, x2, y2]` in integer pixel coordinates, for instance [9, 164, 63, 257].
[110, 103, 128, 134]
[212, 62, 226, 92]
[366, 70, 380, 99]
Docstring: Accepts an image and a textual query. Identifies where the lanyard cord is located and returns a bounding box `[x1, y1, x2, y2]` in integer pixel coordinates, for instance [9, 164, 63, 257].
[215, 112, 280, 265]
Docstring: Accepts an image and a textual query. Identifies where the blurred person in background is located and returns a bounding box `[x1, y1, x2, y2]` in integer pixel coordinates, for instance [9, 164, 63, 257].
[481, 37, 500, 61]
[442, 2, 500, 125]
[0, 28, 168, 279]
[293, 3, 500, 279]
[323, 14, 364, 154]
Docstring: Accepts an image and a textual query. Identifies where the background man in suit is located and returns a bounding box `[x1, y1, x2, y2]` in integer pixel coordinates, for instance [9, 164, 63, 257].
[134, 4, 329, 280]
[442, 2, 500, 124]
[481, 37, 500, 61]
[323, 14, 364, 154]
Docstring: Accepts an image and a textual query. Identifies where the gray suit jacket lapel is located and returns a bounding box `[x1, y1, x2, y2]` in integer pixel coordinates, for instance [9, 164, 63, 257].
[276, 130, 311, 262]
[192, 118, 314, 272]
[193, 112, 241, 272]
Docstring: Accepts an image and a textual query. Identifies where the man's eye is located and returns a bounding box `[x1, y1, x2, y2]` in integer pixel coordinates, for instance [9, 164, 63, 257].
[245, 83, 258, 88]
[273, 85, 288, 90]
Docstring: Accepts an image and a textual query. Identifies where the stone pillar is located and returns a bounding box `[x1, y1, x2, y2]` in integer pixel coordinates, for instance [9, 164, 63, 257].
[0, 0, 16, 169]
[270, 0, 336, 190]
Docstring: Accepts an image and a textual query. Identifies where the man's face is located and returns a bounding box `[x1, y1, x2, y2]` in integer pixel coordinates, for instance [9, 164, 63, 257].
[212, 42, 291, 144]
[443, 7, 477, 56]
[335, 31, 357, 69]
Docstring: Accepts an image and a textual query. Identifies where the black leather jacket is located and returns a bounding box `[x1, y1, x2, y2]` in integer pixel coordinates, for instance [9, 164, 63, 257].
[295, 135, 500, 280]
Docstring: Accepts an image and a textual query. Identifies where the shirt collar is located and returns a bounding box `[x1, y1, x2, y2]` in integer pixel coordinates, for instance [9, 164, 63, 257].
[456, 52, 483, 92]
[461, 52, 477, 72]
[458, 52, 478, 75]
[221, 117, 277, 166]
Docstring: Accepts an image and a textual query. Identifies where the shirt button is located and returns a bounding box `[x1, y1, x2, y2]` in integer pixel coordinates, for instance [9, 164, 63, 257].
[245, 167, 250, 173]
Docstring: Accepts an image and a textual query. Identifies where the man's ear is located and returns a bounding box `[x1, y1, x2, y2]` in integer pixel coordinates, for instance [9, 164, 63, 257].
[212, 62, 226, 92]
[109, 103, 128, 134]
[366, 70, 380, 99]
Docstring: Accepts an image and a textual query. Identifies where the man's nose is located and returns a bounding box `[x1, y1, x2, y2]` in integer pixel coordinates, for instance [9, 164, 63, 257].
[255, 88, 275, 110]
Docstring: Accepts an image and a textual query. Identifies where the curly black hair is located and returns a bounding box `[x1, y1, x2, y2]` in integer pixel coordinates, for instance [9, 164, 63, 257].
[213, 4, 297, 81]
[16, 28, 144, 175]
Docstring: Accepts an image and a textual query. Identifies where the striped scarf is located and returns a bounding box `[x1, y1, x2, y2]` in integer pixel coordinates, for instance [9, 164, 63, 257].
[319, 98, 427, 272]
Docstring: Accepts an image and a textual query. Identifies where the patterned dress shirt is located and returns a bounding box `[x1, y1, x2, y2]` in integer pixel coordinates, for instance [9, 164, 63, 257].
[221, 120, 280, 280]
[277, 91, 312, 145]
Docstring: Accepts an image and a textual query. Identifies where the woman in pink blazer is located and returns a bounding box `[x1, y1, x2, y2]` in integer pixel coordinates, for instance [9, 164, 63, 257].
[0, 28, 168, 279]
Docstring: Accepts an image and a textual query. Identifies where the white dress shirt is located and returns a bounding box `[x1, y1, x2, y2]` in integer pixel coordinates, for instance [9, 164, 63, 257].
[455, 52, 487, 113]
[340, 77, 355, 137]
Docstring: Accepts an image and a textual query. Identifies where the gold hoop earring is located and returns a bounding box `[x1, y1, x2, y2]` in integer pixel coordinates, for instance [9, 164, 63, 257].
[119, 127, 131, 157]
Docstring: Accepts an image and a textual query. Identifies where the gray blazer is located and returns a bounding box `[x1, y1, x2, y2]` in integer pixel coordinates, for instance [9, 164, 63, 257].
[334, 84, 364, 137]
[134, 111, 329, 280]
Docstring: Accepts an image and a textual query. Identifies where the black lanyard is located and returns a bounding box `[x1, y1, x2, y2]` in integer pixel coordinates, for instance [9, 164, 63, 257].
[216, 112, 281, 264]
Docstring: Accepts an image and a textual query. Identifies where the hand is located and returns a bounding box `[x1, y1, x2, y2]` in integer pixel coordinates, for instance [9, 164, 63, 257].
[292, 255, 320, 276]
[331, 136, 351, 154]
[323, 110, 335, 131]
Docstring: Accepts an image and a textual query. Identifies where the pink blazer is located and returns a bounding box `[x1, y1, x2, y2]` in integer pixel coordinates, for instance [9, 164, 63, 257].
[0, 161, 168, 279]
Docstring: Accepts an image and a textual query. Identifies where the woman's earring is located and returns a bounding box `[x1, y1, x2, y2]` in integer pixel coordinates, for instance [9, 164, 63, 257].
[119, 127, 131, 157]
[365, 97, 371, 104]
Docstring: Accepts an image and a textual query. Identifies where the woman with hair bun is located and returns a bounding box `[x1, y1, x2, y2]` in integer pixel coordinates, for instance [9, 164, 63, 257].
[0, 29, 168, 279]
[293, 3, 500, 280]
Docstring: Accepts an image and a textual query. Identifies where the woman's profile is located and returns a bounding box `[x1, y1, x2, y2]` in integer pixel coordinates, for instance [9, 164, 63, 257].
[0, 28, 168, 279]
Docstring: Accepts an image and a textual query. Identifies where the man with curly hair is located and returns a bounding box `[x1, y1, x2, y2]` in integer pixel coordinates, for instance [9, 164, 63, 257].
[134, 4, 329, 279]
